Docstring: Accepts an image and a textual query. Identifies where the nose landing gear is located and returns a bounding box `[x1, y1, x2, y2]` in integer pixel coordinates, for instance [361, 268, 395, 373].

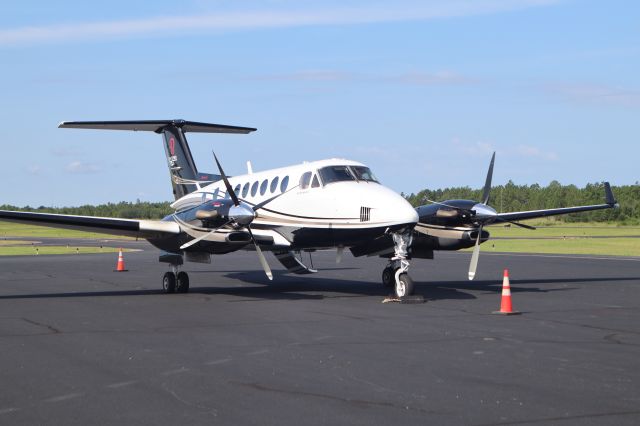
[382, 230, 415, 297]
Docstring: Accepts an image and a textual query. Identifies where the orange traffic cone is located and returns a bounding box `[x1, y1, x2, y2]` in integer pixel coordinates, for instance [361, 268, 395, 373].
[493, 269, 519, 315]
[114, 248, 128, 272]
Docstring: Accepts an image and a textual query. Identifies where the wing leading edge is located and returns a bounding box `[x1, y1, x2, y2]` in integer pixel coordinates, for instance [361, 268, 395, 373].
[0, 210, 180, 239]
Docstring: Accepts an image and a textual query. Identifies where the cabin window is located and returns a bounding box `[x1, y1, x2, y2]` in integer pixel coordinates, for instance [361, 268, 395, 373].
[280, 176, 289, 192]
[270, 176, 279, 193]
[260, 179, 268, 196]
[311, 174, 320, 188]
[251, 181, 259, 197]
[318, 166, 356, 185]
[242, 183, 250, 198]
[299, 172, 312, 190]
[234, 184, 241, 195]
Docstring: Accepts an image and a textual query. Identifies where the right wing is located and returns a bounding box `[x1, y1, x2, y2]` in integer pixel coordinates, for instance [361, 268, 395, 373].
[0, 210, 180, 239]
[495, 182, 618, 223]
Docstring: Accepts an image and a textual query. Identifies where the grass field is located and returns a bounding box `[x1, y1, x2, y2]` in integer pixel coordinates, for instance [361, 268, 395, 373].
[482, 238, 640, 257]
[488, 221, 640, 239]
[0, 246, 125, 256]
[0, 222, 132, 239]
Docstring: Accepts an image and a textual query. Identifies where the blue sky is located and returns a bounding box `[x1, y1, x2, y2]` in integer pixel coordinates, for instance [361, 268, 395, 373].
[1, 0, 638, 206]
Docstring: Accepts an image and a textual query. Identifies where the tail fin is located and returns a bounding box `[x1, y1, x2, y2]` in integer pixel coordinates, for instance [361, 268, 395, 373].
[59, 119, 256, 200]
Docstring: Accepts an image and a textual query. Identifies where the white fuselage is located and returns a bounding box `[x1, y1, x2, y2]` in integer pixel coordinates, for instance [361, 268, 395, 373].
[171, 158, 418, 250]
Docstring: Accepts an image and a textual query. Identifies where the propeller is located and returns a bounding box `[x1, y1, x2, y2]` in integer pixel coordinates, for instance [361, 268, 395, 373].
[180, 152, 289, 280]
[467, 152, 495, 280]
[422, 152, 534, 280]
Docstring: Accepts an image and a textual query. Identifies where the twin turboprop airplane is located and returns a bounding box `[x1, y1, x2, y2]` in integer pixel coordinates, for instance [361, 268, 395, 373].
[0, 120, 618, 298]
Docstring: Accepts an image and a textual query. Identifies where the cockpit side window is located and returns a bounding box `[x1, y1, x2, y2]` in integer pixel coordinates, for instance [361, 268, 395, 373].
[299, 171, 312, 190]
[318, 166, 356, 185]
[350, 166, 379, 183]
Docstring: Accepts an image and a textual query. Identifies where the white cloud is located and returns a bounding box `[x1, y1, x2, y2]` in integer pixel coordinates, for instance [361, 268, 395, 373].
[392, 71, 476, 85]
[544, 83, 640, 108]
[249, 69, 475, 86]
[66, 161, 101, 174]
[26, 165, 43, 175]
[452, 138, 495, 156]
[451, 138, 558, 162]
[0, 0, 561, 47]
[514, 144, 558, 161]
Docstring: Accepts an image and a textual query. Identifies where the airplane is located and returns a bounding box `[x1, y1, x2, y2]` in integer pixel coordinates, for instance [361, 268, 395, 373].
[0, 120, 420, 297]
[350, 152, 618, 285]
[0, 120, 618, 299]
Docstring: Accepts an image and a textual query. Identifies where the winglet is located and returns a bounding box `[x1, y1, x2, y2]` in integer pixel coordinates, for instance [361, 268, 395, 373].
[604, 182, 617, 206]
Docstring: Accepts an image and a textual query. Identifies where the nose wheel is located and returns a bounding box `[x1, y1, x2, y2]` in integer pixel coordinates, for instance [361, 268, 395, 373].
[382, 230, 415, 297]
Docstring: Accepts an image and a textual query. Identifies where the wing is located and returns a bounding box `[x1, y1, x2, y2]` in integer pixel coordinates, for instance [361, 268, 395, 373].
[0, 210, 180, 239]
[494, 182, 617, 223]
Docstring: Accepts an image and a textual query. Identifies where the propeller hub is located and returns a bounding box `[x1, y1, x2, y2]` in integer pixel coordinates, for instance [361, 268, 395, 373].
[472, 203, 497, 222]
[229, 204, 255, 226]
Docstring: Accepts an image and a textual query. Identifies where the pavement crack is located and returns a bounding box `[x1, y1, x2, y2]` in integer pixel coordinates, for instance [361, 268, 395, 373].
[473, 409, 640, 425]
[161, 383, 218, 416]
[230, 381, 440, 414]
[22, 318, 61, 334]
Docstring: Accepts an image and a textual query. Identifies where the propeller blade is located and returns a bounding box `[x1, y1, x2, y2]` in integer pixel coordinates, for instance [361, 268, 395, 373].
[336, 247, 344, 264]
[247, 228, 273, 280]
[180, 230, 215, 250]
[213, 151, 239, 206]
[179, 220, 232, 250]
[468, 226, 483, 281]
[252, 184, 300, 212]
[481, 152, 496, 205]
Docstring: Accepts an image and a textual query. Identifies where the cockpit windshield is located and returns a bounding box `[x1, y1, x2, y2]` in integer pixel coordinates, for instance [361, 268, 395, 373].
[318, 166, 355, 184]
[318, 165, 379, 185]
[350, 166, 378, 183]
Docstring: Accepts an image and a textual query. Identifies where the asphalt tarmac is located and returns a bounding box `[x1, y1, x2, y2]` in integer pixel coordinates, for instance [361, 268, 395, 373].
[1, 240, 639, 425]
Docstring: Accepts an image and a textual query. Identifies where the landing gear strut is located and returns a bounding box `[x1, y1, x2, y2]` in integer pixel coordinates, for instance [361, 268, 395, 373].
[159, 252, 190, 294]
[383, 230, 414, 297]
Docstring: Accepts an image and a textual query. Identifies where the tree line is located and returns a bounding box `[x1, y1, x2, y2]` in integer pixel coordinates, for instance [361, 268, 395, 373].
[1, 181, 638, 223]
[405, 181, 639, 223]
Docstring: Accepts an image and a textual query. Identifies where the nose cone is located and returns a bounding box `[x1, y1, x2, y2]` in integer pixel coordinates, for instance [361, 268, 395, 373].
[358, 184, 419, 226]
[230, 204, 255, 226]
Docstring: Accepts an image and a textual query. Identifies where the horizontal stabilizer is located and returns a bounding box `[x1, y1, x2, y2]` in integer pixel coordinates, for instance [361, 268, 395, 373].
[59, 119, 256, 134]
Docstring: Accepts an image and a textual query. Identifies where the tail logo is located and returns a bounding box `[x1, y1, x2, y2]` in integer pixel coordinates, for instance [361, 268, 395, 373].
[169, 137, 176, 156]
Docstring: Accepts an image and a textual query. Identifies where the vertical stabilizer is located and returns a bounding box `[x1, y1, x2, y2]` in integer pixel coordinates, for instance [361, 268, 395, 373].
[58, 119, 257, 200]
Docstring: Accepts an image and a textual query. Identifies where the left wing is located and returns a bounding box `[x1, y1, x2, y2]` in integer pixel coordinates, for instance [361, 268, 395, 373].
[0, 210, 180, 238]
[494, 182, 618, 223]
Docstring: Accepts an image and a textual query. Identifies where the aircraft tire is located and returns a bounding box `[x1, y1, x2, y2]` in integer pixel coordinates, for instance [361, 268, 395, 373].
[382, 267, 394, 288]
[176, 271, 190, 293]
[163, 272, 176, 294]
[395, 273, 414, 298]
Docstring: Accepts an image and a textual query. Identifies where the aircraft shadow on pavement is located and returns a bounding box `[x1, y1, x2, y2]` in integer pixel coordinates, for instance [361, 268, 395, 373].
[0, 272, 638, 302]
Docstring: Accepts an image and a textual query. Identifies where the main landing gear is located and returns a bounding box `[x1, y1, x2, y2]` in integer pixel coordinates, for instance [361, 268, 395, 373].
[159, 252, 190, 294]
[162, 265, 190, 294]
[382, 230, 414, 297]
